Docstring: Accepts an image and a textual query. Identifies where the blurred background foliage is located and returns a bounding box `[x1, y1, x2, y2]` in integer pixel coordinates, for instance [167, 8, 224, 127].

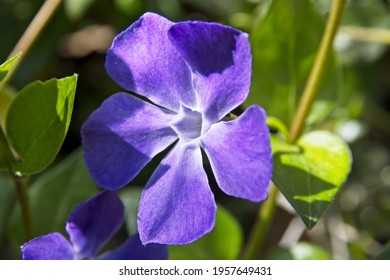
[1, 0, 390, 260]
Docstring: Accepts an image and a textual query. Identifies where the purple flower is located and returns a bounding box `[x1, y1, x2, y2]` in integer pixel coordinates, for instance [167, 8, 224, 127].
[21, 191, 168, 260]
[81, 12, 272, 245]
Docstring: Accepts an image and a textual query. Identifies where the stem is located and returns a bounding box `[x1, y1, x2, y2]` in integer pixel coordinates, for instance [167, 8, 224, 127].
[289, 0, 346, 143]
[241, 184, 278, 260]
[241, 0, 346, 260]
[0, 0, 63, 92]
[12, 175, 33, 241]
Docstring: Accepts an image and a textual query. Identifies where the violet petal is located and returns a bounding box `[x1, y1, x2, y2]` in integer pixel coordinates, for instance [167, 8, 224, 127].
[138, 142, 216, 245]
[105, 12, 196, 112]
[99, 233, 168, 260]
[81, 92, 178, 190]
[66, 191, 124, 259]
[168, 21, 251, 122]
[21, 232, 75, 260]
[201, 105, 272, 202]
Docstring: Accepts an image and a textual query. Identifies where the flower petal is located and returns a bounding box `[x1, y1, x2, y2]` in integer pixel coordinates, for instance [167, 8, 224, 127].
[106, 12, 196, 112]
[99, 233, 168, 260]
[66, 191, 124, 259]
[201, 105, 272, 201]
[138, 142, 216, 245]
[21, 233, 75, 260]
[81, 92, 178, 190]
[168, 21, 251, 122]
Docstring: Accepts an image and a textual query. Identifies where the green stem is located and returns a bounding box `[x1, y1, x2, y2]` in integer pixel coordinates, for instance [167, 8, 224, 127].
[241, 0, 346, 259]
[289, 0, 346, 143]
[241, 184, 278, 260]
[12, 175, 33, 241]
[0, 0, 63, 93]
[1, 129, 32, 241]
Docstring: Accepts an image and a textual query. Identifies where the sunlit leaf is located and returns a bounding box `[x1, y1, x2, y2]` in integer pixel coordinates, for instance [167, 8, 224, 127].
[6, 75, 77, 175]
[8, 148, 98, 250]
[0, 52, 21, 82]
[272, 131, 352, 229]
[169, 205, 243, 260]
[247, 0, 341, 125]
[266, 242, 332, 260]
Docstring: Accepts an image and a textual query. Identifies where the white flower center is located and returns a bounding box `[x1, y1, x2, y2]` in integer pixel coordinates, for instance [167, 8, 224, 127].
[171, 105, 208, 142]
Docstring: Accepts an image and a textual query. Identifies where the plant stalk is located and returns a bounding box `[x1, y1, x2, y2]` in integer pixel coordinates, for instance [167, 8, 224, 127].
[13, 175, 33, 241]
[289, 0, 346, 143]
[241, 184, 279, 260]
[0, 0, 63, 93]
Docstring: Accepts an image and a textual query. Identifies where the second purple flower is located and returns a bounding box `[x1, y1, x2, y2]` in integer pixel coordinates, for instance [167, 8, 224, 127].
[81, 12, 272, 245]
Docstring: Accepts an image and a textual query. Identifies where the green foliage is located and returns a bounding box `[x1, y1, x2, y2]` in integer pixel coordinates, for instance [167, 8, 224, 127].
[5, 75, 77, 175]
[120, 187, 143, 236]
[169, 205, 243, 260]
[272, 130, 352, 229]
[0, 53, 21, 82]
[8, 149, 98, 250]
[247, 0, 340, 125]
[266, 242, 331, 260]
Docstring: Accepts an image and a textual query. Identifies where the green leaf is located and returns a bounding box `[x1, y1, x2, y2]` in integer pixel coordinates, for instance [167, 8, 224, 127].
[0, 87, 17, 170]
[247, 0, 341, 125]
[6, 75, 77, 175]
[266, 242, 331, 260]
[272, 131, 352, 229]
[8, 148, 98, 249]
[0, 53, 21, 82]
[169, 205, 243, 260]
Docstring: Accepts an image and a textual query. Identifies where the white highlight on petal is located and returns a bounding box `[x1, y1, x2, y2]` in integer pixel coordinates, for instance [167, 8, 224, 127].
[170, 105, 211, 142]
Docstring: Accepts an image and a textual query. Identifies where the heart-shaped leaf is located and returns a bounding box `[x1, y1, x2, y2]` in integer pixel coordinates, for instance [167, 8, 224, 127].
[6, 75, 77, 175]
[272, 131, 352, 229]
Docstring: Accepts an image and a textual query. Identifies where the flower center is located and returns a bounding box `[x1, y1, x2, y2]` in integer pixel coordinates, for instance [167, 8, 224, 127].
[171, 106, 205, 141]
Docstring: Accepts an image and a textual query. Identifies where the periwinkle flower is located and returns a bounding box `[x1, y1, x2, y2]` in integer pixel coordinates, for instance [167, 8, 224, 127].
[81, 13, 272, 245]
[21, 191, 167, 260]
